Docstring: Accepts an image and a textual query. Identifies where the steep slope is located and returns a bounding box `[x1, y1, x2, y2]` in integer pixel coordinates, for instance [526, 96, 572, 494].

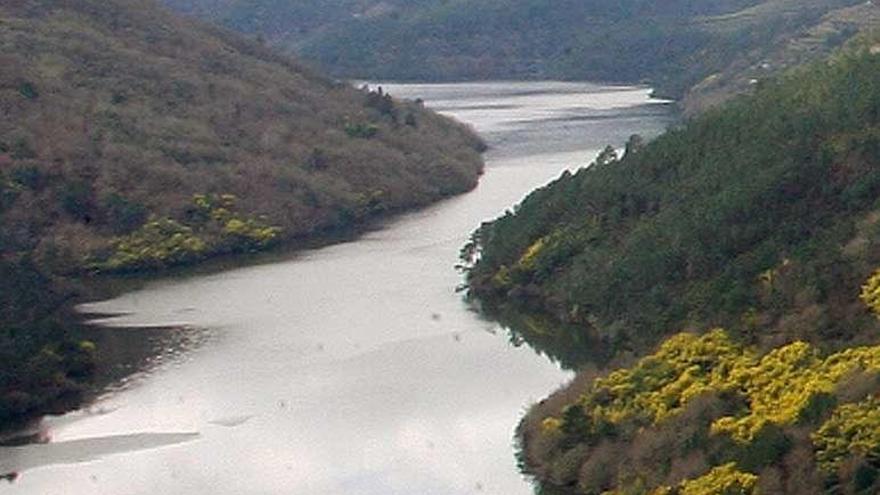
[0, 0, 483, 426]
[462, 38, 880, 495]
[464, 40, 880, 356]
[167, 0, 873, 109]
[0, 0, 484, 273]
[683, 0, 880, 114]
[520, 325, 880, 494]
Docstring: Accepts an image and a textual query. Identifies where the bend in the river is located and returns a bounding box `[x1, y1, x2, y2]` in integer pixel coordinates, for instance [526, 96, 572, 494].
[0, 81, 673, 494]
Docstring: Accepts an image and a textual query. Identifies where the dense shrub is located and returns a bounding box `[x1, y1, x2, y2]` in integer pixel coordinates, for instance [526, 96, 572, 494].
[344, 122, 379, 139]
[518, 269, 880, 494]
[91, 194, 281, 272]
[813, 397, 880, 473]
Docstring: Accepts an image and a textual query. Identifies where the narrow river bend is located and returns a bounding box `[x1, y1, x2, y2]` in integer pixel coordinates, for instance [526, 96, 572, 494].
[0, 82, 672, 494]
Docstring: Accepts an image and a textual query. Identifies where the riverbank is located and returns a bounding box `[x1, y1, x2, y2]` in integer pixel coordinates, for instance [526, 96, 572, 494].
[1, 0, 491, 437]
[0, 81, 672, 494]
[463, 44, 880, 495]
[0, 146, 492, 436]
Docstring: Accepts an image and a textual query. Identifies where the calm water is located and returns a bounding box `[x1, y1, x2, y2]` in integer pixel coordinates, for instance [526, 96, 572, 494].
[0, 82, 672, 494]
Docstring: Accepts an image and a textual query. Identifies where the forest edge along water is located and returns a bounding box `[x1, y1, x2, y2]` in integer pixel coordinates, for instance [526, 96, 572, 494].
[0, 82, 672, 494]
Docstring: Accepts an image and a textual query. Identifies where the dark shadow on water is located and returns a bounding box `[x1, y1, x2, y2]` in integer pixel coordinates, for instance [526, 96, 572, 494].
[473, 300, 613, 371]
[0, 322, 208, 447]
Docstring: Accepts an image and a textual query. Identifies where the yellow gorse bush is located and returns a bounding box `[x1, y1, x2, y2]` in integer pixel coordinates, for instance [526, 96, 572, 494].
[517, 236, 547, 270]
[813, 396, 880, 473]
[546, 269, 880, 494]
[603, 463, 757, 495]
[712, 344, 880, 441]
[557, 329, 880, 444]
[860, 268, 880, 316]
[678, 463, 758, 495]
[582, 330, 749, 426]
[101, 217, 207, 270]
[94, 193, 280, 272]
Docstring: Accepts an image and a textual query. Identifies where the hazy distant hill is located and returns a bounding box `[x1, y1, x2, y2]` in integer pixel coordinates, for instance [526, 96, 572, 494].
[165, 0, 875, 111]
[0, 0, 483, 425]
[684, 0, 880, 113]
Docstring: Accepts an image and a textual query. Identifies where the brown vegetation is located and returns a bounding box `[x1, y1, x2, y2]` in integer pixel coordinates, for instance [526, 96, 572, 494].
[0, 0, 485, 275]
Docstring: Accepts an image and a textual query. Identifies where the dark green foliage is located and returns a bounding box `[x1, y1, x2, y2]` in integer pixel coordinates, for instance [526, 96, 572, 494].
[466, 48, 880, 354]
[11, 165, 44, 190]
[18, 81, 38, 100]
[560, 404, 595, 447]
[798, 392, 838, 426]
[0, 258, 96, 425]
[59, 181, 95, 222]
[101, 193, 148, 234]
[734, 424, 792, 472]
[344, 122, 379, 139]
[854, 462, 879, 492]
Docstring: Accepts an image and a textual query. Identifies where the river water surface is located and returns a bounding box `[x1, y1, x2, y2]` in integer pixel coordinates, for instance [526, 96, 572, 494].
[0, 82, 672, 494]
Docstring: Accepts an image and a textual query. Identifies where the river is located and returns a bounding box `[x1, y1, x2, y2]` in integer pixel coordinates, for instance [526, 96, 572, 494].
[0, 82, 672, 494]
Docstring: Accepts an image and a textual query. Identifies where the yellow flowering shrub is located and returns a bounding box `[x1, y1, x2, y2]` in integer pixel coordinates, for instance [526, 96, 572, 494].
[98, 217, 207, 271]
[572, 330, 750, 431]
[491, 265, 513, 290]
[860, 268, 880, 316]
[541, 416, 563, 434]
[517, 236, 547, 270]
[561, 329, 880, 445]
[93, 193, 280, 272]
[678, 463, 758, 495]
[603, 464, 757, 495]
[546, 269, 880, 494]
[812, 397, 880, 473]
[712, 344, 880, 442]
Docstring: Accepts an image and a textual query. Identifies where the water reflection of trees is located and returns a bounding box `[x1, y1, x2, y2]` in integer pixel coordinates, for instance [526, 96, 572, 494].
[478, 301, 612, 370]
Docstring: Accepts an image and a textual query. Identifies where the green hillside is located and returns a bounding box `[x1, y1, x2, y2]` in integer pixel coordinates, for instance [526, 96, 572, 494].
[465, 40, 880, 354]
[462, 37, 880, 494]
[0, 0, 484, 427]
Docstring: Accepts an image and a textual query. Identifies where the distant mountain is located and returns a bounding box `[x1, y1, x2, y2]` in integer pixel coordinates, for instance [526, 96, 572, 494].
[0, 0, 483, 425]
[165, 0, 876, 112]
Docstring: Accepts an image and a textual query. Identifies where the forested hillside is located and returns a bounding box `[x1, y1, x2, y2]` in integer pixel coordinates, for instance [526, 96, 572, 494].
[465, 40, 880, 354]
[0, 0, 484, 427]
[166, 0, 875, 111]
[462, 36, 880, 494]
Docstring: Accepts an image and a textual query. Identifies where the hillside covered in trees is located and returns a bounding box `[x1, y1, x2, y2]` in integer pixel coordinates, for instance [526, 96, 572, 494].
[462, 36, 880, 494]
[0, 0, 484, 427]
[167, 0, 878, 112]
